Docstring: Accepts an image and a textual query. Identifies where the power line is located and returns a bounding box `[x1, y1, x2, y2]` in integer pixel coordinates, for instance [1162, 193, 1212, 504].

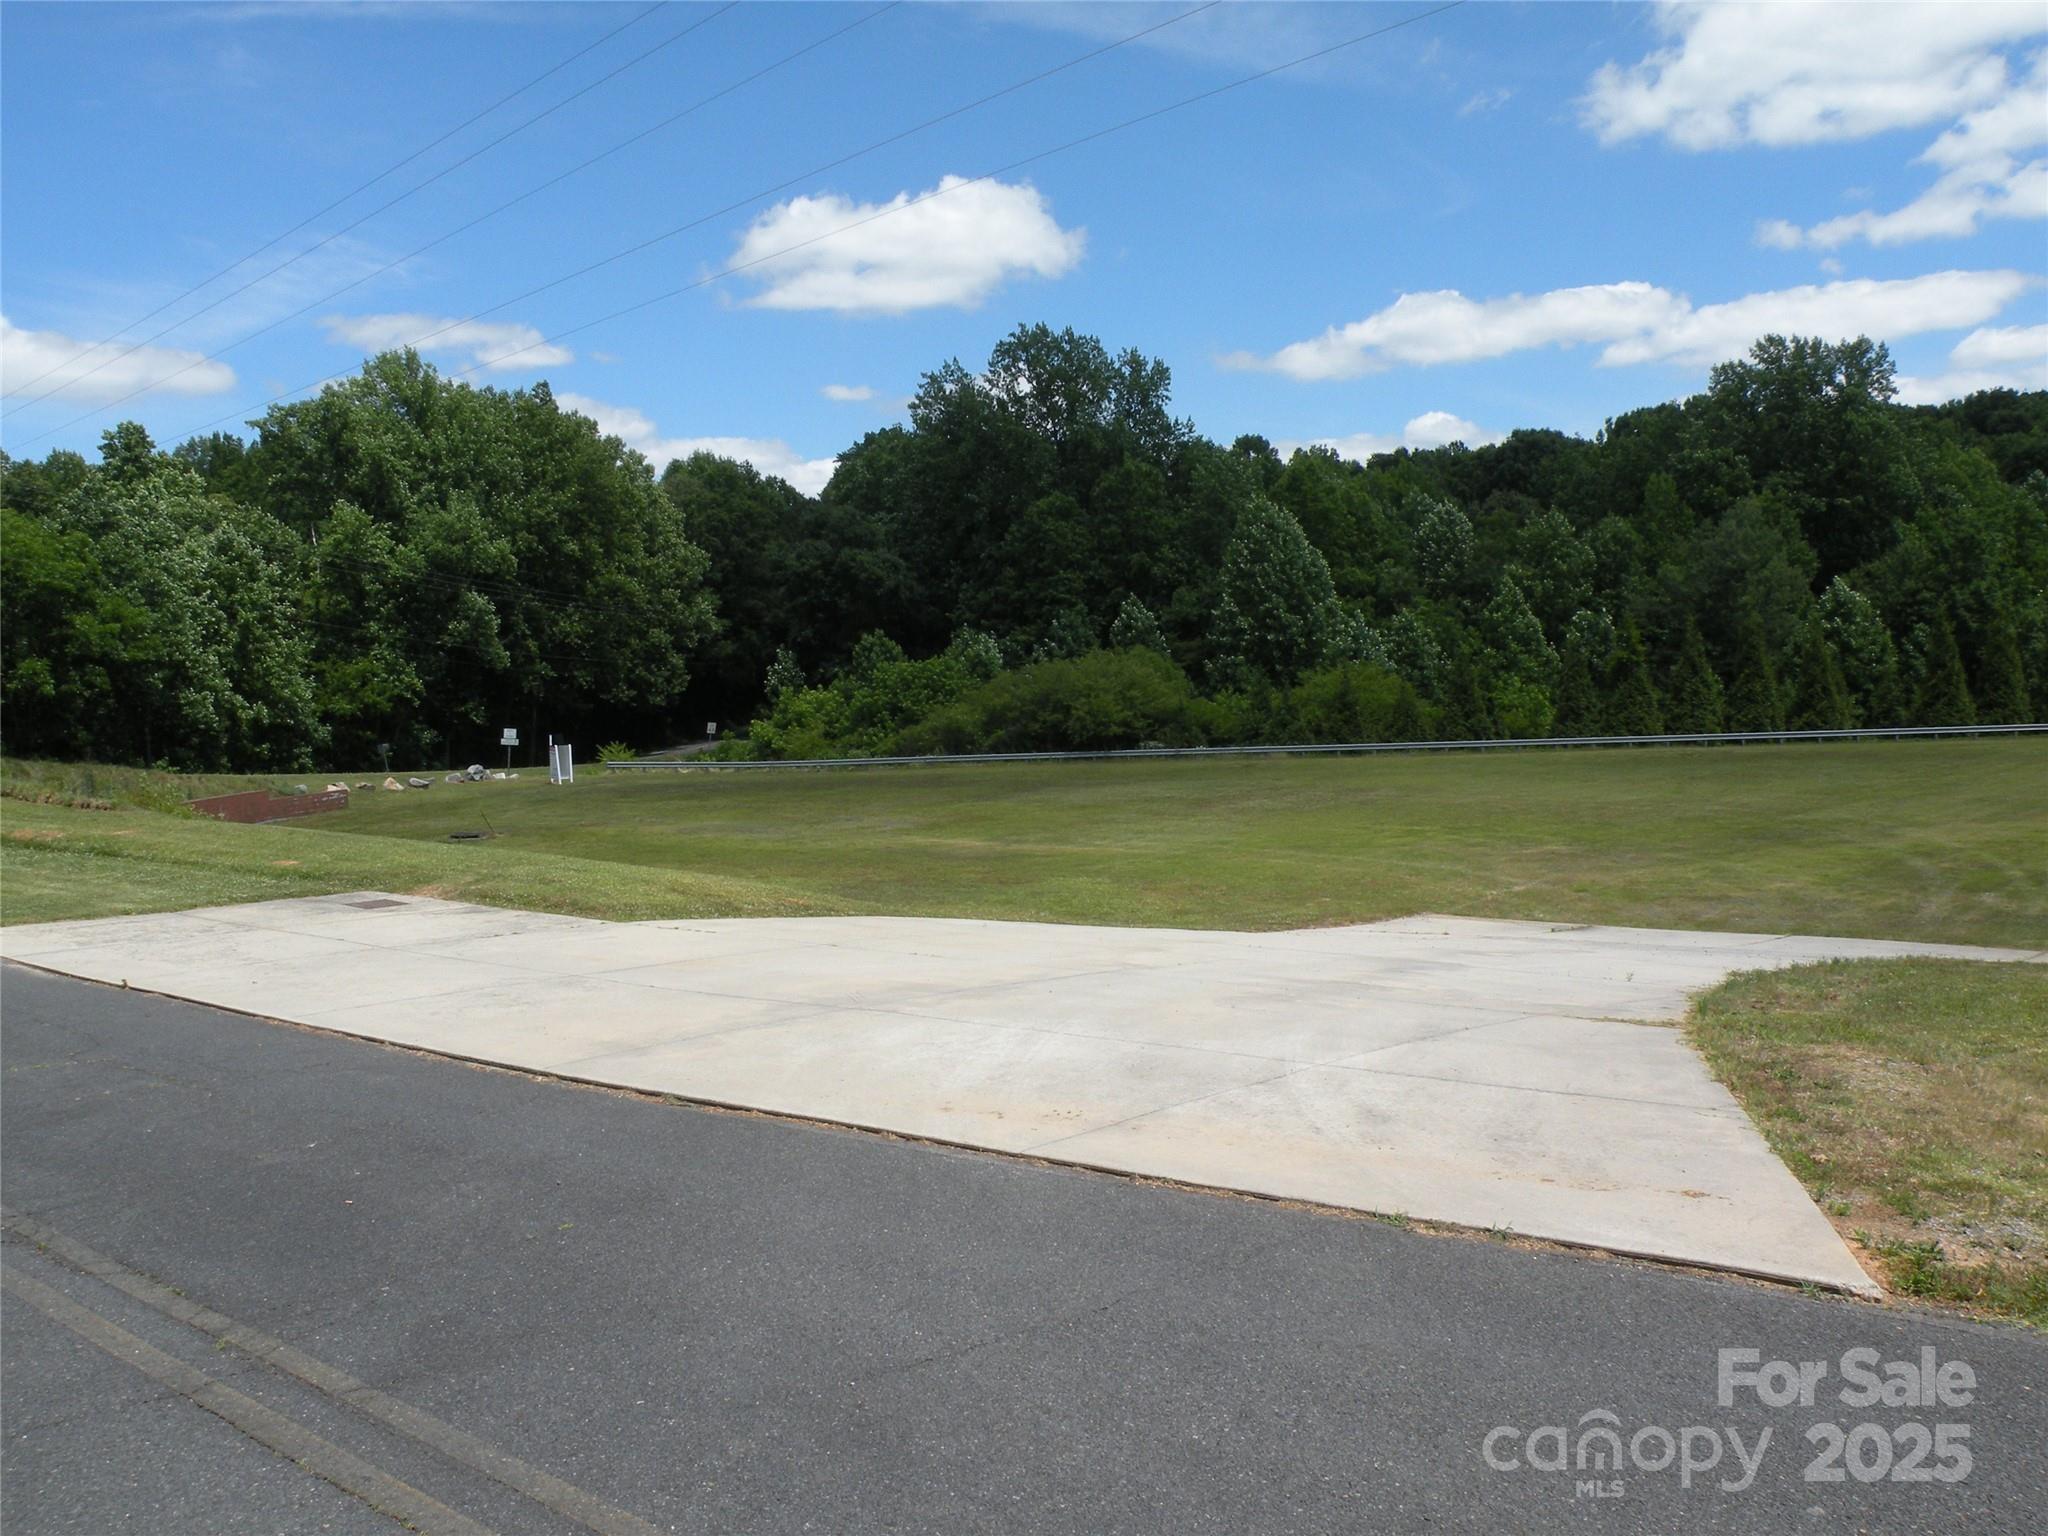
[7, 2, 899, 444]
[157, 0, 1231, 444]
[387, 2, 1480, 400]
[4, 0, 736, 419]
[0, 1, 669, 405]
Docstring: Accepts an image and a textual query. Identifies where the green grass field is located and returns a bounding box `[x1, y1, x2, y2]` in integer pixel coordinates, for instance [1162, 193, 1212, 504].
[4, 742, 2044, 1320]
[1692, 959, 2048, 1325]
[4, 739, 2045, 942]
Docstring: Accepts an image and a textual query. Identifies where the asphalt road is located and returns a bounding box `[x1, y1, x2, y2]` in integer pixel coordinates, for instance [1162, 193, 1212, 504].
[3, 963, 2042, 1535]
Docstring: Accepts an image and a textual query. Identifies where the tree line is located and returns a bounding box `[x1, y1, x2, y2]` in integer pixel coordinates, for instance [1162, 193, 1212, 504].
[2, 328, 2044, 771]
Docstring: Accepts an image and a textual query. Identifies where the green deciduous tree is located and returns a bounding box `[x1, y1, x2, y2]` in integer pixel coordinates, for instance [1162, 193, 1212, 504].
[1816, 576, 1903, 726]
[1214, 495, 1340, 682]
[1725, 612, 1785, 731]
[1109, 595, 1168, 654]
[1663, 620, 1726, 734]
[1973, 605, 2030, 724]
[1783, 614, 1855, 730]
[1912, 610, 1976, 726]
[1603, 622, 1666, 736]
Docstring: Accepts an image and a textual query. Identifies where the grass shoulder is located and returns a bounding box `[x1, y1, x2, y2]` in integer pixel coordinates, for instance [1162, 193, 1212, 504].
[0, 796, 835, 927]
[1689, 958, 2048, 1327]
[5, 740, 2046, 942]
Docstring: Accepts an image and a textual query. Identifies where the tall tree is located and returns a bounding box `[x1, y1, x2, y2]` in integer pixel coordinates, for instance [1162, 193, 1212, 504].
[1109, 596, 1168, 654]
[1911, 610, 1976, 727]
[1816, 576, 1903, 726]
[1552, 609, 1615, 736]
[1783, 614, 1854, 730]
[1973, 605, 2030, 724]
[1663, 619, 1726, 734]
[1436, 650, 1498, 740]
[1725, 612, 1785, 732]
[1213, 496, 1340, 682]
[1603, 621, 1666, 736]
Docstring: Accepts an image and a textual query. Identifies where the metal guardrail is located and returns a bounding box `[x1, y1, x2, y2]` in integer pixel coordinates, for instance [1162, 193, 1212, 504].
[603, 722, 2047, 772]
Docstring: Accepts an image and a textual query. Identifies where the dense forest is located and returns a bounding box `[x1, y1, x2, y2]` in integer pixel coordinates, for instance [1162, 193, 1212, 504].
[3, 327, 2044, 771]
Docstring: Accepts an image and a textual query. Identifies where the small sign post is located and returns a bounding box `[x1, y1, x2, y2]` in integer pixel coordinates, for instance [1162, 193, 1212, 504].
[706, 721, 718, 741]
[500, 726, 518, 771]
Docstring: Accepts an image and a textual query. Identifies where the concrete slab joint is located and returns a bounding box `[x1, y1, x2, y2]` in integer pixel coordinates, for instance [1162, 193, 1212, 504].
[8, 895, 2037, 1295]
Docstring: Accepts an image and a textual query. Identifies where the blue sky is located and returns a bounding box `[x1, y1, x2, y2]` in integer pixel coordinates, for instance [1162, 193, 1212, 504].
[4, 1, 2044, 492]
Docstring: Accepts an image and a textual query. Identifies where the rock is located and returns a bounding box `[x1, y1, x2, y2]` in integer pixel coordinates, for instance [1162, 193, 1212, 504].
[382, 777, 404, 792]
[489, 771, 508, 781]
[355, 782, 373, 790]
[325, 783, 348, 794]
[444, 773, 464, 784]
[465, 763, 487, 781]
[407, 776, 433, 789]
[290, 784, 309, 795]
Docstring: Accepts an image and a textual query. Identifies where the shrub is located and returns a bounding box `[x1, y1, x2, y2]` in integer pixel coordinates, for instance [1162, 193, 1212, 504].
[896, 648, 1205, 755]
[1281, 662, 1427, 743]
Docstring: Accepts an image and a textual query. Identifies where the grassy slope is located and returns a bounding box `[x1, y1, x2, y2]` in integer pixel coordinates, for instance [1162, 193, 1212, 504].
[307, 739, 2045, 944]
[5, 746, 2043, 1322]
[0, 802, 830, 927]
[4, 739, 2044, 942]
[1691, 960, 2048, 1325]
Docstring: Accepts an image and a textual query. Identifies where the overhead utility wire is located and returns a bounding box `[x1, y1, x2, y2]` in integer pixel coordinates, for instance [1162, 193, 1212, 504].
[2, 1, 670, 403]
[5, 1, 734, 418]
[9, 2, 898, 445]
[445, 3, 1475, 389]
[165, 0, 1230, 441]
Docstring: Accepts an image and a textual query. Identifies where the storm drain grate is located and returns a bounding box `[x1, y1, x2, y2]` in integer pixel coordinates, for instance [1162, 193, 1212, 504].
[347, 899, 408, 910]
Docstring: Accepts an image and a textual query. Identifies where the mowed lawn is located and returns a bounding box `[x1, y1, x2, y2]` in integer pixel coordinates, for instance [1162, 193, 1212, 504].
[304, 739, 2045, 944]
[1693, 959, 2048, 1324]
[5, 743, 2045, 1321]
[8, 738, 2034, 944]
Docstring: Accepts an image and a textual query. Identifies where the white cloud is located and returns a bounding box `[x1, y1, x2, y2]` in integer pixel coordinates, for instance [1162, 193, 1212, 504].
[1895, 322, 2048, 403]
[1588, 7, 2047, 250]
[1459, 87, 1512, 117]
[821, 383, 874, 402]
[0, 313, 236, 405]
[1223, 283, 1684, 379]
[1401, 410, 1500, 450]
[1605, 271, 2034, 366]
[557, 392, 837, 495]
[1278, 412, 1503, 464]
[1225, 271, 2035, 379]
[319, 313, 571, 372]
[1757, 50, 2048, 249]
[730, 176, 1084, 314]
[1581, 3, 2044, 150]
[1951, 321, 2048, 367]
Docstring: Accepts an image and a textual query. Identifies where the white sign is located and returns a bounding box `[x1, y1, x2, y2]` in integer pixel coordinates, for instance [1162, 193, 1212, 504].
[707, 722, 718, 737]
[549, 743, 575, 784]
[500, 727, 519, 746]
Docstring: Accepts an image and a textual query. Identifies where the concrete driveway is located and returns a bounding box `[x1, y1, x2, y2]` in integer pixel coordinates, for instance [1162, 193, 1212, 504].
[6, 895, 2038, 1294]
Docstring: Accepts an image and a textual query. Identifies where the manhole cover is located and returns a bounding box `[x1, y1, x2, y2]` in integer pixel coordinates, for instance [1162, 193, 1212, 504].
[347, 898, 407, 910]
